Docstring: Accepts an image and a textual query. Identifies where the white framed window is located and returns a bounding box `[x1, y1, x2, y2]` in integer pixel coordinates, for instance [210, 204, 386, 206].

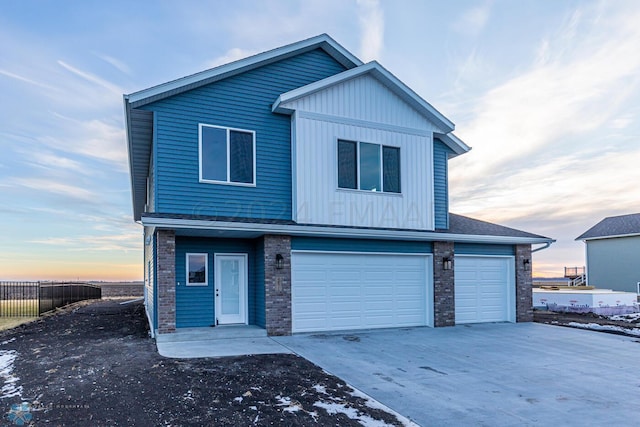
[186, 253, 208, 286]
[337, 139, 401, 193]
[199, 124, 256, 186]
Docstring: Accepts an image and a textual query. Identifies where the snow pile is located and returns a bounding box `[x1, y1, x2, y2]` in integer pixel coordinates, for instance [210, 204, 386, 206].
[0, 350, 22, 399]
[609, 313, 640, 323]
[567, 322, 640, 336]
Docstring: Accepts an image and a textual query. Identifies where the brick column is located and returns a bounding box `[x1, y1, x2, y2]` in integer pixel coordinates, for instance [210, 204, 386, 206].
[264, 235, 292, 336]
[515, 244, 533, 322]
[157, 229, 176, 334]
[433, 241, 455, 327]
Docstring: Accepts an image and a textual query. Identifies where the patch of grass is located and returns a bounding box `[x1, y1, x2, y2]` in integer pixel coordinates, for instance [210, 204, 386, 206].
[0, 299, 39, 317]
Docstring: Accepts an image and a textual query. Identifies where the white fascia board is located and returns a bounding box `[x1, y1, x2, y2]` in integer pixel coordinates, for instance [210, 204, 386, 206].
[273, 61, 455, 133]
[433, 132, 471, 156]
[125, 34, 362, 107]
[581, 232, 640, 242]
[141, 217, 555, 245]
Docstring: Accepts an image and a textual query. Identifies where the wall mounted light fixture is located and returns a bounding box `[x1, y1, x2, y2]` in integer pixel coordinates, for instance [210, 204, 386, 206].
[523, 258, 531, 271]
[443, 256, 453, 271]
[275, 253, 284, 269]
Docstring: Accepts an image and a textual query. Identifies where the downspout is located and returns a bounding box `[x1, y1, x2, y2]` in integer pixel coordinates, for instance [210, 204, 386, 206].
[531, 242, 553, 253]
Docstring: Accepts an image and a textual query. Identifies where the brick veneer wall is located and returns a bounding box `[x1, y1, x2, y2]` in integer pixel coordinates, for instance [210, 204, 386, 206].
[433, 241, 455, 327]
[156, 229, 176, 334]
[515, 244, 533, 322]
[264, 235, 292, 336]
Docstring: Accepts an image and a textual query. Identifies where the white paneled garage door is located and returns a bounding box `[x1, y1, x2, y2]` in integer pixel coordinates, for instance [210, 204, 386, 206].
[454, 256, 514, 324]
[291, 252, 432, 333]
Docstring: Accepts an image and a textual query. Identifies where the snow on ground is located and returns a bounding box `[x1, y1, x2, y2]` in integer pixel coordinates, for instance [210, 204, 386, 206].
[0, 350, 22, 399]
[567, 322, 640, 336]
[349, 388, 418, 427]
[609, 313, 640, 322]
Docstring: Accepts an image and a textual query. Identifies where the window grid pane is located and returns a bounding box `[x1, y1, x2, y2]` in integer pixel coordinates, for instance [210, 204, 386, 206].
[383, 146, 401, 193]
[337, 140, 357, 189]
[229, 130, 254, 183]
[359, 142, 381, 191]
[201, 126, 227, 181]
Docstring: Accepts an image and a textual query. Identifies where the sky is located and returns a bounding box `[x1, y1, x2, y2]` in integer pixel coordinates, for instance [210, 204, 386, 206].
[1, 0, 638, 281]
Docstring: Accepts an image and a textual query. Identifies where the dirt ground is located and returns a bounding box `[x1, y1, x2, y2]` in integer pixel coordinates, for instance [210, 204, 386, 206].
[0, 300, 408, 426]
[533, 309, 640, 337]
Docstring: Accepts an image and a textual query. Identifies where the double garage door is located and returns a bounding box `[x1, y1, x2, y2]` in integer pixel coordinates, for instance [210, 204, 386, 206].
[454, 256, 514, 324]
[291, 252, 431, 333]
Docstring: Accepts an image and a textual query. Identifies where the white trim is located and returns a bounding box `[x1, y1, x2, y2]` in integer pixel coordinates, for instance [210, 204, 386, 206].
[454, 254, 516, 323]
[141, 216, 555, 245]
[297, 111, 432, 137]
[433, 132, 471, 157]
[214, 253, 249, 325]
[125, 34, 362, 106]
[291, 249, 432, 256]
[581, 232, 640, 241]
[186, 253, 209, 286]
[273, 61, 455, 133]
[199, 123, 257, 187]
[291, 111, 298, 222]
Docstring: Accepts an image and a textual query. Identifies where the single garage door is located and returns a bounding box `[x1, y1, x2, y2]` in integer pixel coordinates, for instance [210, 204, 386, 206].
[291, 252, 431, 333]
[454, 256, 514, 324]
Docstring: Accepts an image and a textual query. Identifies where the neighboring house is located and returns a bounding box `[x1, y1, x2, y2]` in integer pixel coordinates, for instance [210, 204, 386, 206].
[576, 213, 640, 293]
[124, 34, 554, 337]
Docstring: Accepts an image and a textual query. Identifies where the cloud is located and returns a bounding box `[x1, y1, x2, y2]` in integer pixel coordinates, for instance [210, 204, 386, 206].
[30, 231, 139, 253]
[205, 47, 259, 69]
[92, 52, 131, 75]
[12, 178, 97, 202]
[57, 60, 124, 96]
[41, 113, 128, 168]
[451, 3, 640, 190]
[0, 68, 58, 91]
[357, 0, 384, 61]
[452, 2, 491, 36]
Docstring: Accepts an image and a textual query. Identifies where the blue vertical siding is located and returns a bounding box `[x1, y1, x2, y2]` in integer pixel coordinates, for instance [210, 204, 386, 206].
[291, 237, 433, 253]
[434, 139, 453, 230]
[455, 243, 515, 256]
[144, 49, 347, 220]
[175, 237, 260, 328]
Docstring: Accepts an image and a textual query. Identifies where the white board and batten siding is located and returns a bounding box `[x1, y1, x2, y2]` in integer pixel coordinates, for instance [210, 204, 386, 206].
[291, 252, 433, 333]
[282, 74, 439, 230]
[454, 256, 516, 324]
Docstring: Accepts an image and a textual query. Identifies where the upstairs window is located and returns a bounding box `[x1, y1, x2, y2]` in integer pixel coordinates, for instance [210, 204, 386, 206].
[337, 139, 401, 193]
[199, 124, 255, 185]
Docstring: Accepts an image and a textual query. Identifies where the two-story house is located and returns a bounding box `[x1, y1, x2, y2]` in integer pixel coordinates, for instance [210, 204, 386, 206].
[124, 34, 554, 338]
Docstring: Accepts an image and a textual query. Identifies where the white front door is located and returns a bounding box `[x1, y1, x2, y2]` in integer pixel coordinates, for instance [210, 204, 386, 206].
[215, 254, 248, 325]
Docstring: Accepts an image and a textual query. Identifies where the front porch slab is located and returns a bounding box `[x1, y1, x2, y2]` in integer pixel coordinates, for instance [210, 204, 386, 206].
[156, 325, 292, 358]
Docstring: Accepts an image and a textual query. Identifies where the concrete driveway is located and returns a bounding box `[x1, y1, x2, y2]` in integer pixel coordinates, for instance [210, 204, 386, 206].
[274, 323, 640, 426]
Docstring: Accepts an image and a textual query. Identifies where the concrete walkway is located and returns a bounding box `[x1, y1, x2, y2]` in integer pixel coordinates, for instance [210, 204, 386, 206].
[156, 325, 291, 358]
[274, 323, 640, 426]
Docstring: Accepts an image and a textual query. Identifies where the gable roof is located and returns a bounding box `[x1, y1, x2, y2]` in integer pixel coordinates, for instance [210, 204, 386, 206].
[125, 34, 362, 109]
[576, 213, 640, 241]
[272, 61, 469, 155]
[124, 34, 362, 221]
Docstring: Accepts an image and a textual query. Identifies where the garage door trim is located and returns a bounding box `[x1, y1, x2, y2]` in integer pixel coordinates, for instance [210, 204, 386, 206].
[291, 250, 434, 332]
[454, 255, 516, 324]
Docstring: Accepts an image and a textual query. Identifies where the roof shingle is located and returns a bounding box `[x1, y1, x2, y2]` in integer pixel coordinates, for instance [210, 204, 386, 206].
[576, 213, 640, 240]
